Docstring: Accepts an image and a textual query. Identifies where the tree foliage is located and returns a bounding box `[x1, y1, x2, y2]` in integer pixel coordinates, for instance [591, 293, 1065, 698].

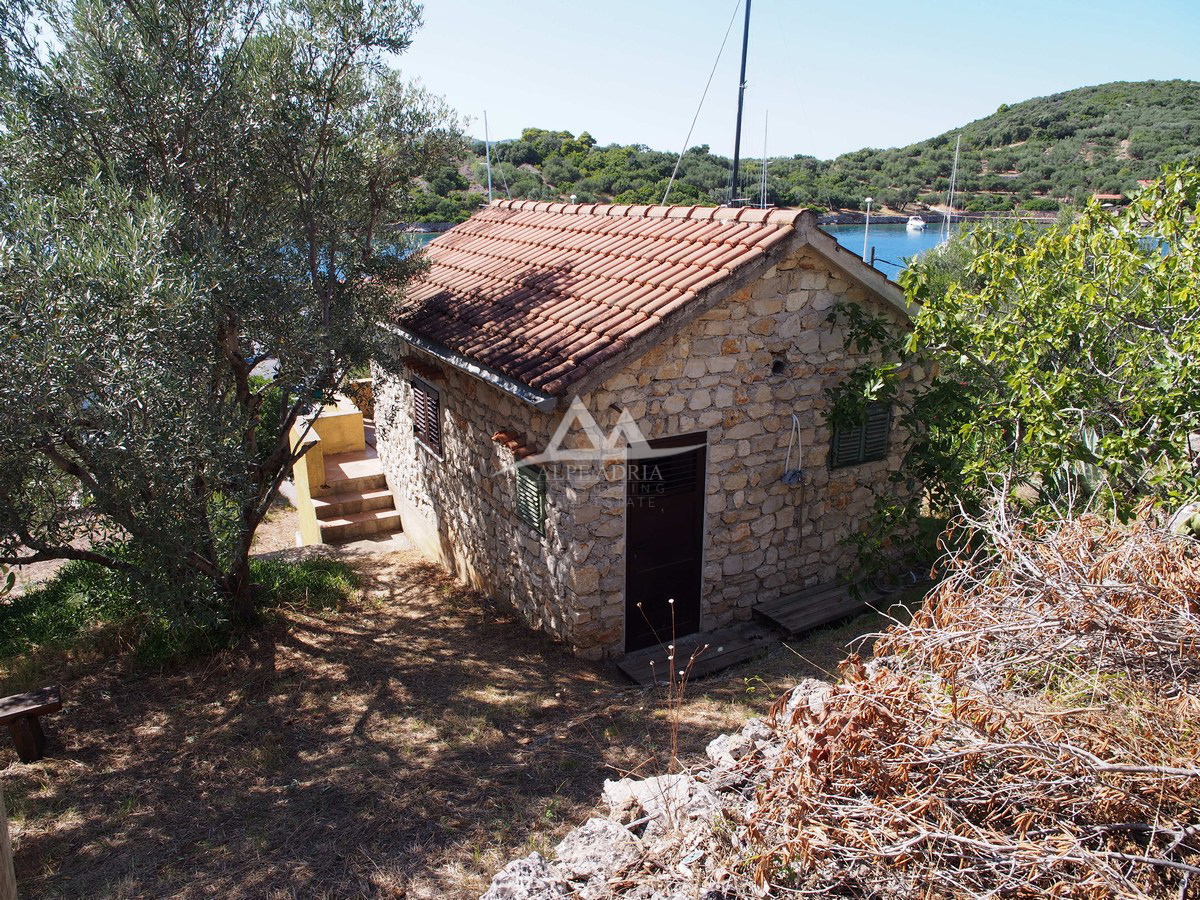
[0, 0, 466, 623]
[829, 162, 1200, 569]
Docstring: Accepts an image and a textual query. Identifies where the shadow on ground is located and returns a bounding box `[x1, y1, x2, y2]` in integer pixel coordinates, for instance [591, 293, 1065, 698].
[2, 548, 900, 898]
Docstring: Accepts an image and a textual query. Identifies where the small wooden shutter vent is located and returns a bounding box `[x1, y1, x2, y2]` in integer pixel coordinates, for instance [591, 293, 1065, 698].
[830, 401, 890, 468]
[411, 378, 441, 454]
[862, 402, 891, 461]
[516, 465, 546, 534]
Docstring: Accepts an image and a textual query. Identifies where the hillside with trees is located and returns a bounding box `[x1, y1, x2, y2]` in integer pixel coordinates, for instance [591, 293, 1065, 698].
[408, 80, 1200, 221]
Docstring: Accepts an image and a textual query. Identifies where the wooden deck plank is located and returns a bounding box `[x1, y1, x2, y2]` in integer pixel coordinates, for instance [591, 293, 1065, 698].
[755, 589, 846, 625]
[616, 625, 777, 686]
[754, 584, 845, 618]
[753, 581, 882, 637]
[771, 590, 875, 626]
[770, 598, 876, 634]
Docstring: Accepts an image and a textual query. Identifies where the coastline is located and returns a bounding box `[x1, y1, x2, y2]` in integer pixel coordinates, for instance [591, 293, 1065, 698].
[817, 209, 1059, 225]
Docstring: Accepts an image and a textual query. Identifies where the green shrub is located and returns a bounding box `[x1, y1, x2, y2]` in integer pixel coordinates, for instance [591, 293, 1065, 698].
[1022, 196, 1060, 211]
[0, 555, 357, 664]
[0, 559, 139, 658]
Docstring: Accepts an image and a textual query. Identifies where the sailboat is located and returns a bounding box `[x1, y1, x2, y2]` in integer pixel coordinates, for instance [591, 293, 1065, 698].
[941, 134, 961, 243]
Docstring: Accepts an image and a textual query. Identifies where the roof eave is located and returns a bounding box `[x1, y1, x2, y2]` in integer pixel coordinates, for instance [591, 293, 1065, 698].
[796, 215, 917, 319]
[377, 321, 559, 412]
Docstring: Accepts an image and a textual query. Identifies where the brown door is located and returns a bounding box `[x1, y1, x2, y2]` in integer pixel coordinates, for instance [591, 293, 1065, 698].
[625, 434, 707, 652]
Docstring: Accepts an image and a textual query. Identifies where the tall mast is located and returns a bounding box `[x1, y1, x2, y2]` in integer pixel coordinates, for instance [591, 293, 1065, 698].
[760, 110, 769, 208]
[943, 133, 960, 241]
[729, 0, 752, 205]
[484, 110, 494, 204]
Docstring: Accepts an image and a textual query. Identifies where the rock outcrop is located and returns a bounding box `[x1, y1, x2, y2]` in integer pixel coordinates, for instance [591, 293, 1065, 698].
[481, 679, 835, 899]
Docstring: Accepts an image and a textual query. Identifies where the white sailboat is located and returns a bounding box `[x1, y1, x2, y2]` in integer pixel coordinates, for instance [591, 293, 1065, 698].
[941, 133, 961, 243]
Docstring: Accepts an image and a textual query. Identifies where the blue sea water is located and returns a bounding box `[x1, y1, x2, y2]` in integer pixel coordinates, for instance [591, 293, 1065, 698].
[821, 223, 962, 274]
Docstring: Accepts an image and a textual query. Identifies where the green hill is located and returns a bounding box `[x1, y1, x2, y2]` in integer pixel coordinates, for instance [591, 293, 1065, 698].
[405, 80, 1200, 222]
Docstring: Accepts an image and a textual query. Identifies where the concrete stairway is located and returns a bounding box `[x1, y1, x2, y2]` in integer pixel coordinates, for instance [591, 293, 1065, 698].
[291, 388, 404, 547]
[312, 444, 402, 544]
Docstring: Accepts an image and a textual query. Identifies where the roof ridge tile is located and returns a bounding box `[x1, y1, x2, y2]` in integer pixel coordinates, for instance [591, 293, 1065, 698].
[767, 208, 806, 226]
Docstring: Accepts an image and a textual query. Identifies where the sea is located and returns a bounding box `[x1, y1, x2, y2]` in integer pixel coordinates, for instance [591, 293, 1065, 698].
[404, 222, 961, 275]
[821, 223, 962, 275]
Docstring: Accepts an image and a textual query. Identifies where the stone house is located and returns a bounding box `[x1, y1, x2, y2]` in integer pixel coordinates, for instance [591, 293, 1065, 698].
[373, 200, 916, 659]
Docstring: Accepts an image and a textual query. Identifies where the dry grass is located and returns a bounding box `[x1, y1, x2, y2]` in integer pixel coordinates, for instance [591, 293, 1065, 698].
[1, 546, 891, 898]
[745, 510, 1200, 898]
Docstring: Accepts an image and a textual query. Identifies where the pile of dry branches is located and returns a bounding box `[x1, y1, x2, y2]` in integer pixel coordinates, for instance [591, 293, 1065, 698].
[744, 509, 1200, 898]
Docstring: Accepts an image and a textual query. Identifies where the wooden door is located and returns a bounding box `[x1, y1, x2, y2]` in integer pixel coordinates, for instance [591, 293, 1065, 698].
[625, 435, 707, 652]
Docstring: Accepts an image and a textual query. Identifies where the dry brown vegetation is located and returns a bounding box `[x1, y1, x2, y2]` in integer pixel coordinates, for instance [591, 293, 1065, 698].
[1, 546, 889, 898]
[745, 511, 1200, 898]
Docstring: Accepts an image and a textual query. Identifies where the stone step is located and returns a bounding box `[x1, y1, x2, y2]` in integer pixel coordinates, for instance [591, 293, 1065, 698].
[318, 508, 403, 543]
[320, 471, 387, 495]
[323, 447, 384, 483]
[313, 488, 395, 520]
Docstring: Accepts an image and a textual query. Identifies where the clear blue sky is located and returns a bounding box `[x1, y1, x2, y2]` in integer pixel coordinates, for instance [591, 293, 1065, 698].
[394, 0, 1200, 160]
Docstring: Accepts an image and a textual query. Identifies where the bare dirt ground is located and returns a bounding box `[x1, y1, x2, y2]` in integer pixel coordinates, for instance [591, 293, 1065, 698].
[249, 497, 302, 555]
[2, 545, 898, 898]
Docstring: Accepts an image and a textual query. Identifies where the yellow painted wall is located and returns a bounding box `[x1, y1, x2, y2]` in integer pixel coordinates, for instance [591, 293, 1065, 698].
[290, 425, 324, 545]
[289, 394, 369, 546]
[311, 397, 365, 456]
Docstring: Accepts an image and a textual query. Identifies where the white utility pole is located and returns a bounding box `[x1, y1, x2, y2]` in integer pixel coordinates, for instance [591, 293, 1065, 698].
[483, 111, 494, 204]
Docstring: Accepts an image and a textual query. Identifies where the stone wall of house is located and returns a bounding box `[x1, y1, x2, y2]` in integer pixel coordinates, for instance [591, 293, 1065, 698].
[561, 246, 915, 653]
[374, 242, 915, 659]
[372, 355, 577, 645]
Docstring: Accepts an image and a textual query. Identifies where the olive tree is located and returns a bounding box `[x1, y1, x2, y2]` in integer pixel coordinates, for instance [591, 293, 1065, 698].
[0, 0, 466, 623]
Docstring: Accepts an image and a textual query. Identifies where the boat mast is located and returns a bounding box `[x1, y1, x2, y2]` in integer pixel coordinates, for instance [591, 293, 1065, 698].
[484, 110, 494, 204]
[760, 110, 769, 208]
[729, 0, 752, 205]
[943, 133, 960, 241]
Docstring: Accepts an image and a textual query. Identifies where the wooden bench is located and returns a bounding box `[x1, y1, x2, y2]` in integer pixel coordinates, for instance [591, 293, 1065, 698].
[0, 686, 62, 763]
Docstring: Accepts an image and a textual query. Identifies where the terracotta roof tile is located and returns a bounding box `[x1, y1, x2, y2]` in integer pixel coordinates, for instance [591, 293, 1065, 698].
[393, 201, 805, 394]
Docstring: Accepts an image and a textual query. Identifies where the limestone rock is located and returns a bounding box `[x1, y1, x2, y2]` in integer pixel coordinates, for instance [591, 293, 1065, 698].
[705, 731, 755, 768]
[604, 774, 721, 841]
[554, 817, 642, 881]
[782, 677, 833, 723]
[481, 852, 570, 899]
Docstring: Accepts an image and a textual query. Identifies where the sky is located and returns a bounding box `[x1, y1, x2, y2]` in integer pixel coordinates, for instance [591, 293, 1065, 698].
[394, 0, 1200, 161]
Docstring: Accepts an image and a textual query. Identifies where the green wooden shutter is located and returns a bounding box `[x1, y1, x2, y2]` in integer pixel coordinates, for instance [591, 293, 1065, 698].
[830, 423, 859, 469]
[861, 401, 891, 462]
[516, 464, 546, 534]
[830, 401, 890, 468]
